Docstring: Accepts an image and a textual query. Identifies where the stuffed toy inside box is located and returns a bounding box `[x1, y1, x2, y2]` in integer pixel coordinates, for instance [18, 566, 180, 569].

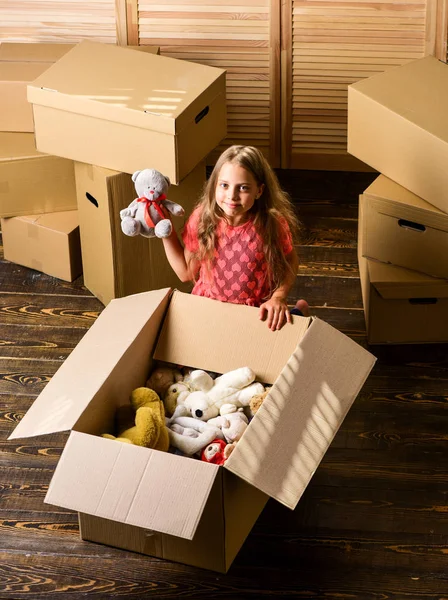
[9, 289, 375, 572]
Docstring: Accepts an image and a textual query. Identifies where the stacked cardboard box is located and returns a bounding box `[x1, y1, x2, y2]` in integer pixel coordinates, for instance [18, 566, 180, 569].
[348, 56, 448, 344]
[26, 40, 227, 304]
[0, 43, 80, 281]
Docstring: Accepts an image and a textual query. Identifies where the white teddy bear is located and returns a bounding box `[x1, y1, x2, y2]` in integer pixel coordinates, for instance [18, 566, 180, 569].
[120, 168, 184, 238]
[184, 367, 265, 421]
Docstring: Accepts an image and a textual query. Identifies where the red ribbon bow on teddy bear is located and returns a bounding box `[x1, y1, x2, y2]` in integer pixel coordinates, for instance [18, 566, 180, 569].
[137, 194, 167, 229]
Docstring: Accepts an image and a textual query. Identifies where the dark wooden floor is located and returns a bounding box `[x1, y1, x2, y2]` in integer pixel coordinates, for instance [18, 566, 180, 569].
[1, 170, 448, 599]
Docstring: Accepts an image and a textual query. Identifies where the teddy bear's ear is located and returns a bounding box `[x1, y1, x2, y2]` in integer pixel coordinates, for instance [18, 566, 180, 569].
[164, 175, 171, 187]
[132, 170, 142, 183]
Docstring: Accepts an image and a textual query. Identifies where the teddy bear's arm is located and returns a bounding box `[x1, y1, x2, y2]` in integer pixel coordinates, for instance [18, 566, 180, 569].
[161, 199, 185, 217]
[120, 199, 139, 219]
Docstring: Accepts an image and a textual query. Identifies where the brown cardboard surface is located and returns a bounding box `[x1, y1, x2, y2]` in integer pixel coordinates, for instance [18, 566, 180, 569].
[359, 255, 448, 344]
[0, 42, 75, 62]
[8, 288, 171, 440]
[74, 161, 203, 306]
[0, 133, 76, 217]
[28, 40, 227, 182]
[348, 56, 448, 214]
[154, 291, 312, 384]
[0, 44, 73, 132]
[46, 431, 219, 540]
[360, 177, 448, 279]
[79, 472, 227, 572]
[0, 63, 50, 131]
[1, 210, 82, 281]
[225, 317, 376, 509]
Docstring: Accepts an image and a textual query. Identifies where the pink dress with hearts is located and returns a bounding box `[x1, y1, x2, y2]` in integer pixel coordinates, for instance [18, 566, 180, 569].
[182, 208, 293, 307]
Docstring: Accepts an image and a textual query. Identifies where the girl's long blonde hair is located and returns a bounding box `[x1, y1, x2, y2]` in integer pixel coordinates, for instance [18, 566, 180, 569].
[190, 145, 300, 293]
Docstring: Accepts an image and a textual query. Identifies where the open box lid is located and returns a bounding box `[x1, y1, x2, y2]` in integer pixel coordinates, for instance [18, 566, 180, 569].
[224, 317, 376, 509]
[0, 42, 75, 62]
[8, 288, 171, 440]
[18, 211, 79, 234]
[363, 175, 448, 233]
[45, 430, 220, 541]
[0, 132, 43, 162]
[368, 260, 448, 300]
[350, 56, 448, 144]
[27, 40, 226, 136]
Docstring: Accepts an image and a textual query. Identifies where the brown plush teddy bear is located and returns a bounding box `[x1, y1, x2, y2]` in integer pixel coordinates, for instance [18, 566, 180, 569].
[248, 388, 271, 417]
[103, 387, 169, 451]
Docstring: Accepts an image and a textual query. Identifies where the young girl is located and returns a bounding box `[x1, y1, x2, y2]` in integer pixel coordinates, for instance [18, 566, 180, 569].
[162, 145, 309, 330]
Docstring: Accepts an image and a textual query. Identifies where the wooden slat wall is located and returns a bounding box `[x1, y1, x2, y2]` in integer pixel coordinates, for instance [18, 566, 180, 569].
[283, 0, 433, 170]
[0, 0, 117, 43]
[136, 0, 280, 165]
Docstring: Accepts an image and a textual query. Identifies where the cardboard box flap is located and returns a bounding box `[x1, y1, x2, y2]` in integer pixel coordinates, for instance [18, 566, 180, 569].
[350, 56, 448, 142]
[364, 176, 448, 233]
[45, 431, 219, 540]
[27, 40, 226, 136]
[0, 132, 42, 161]
[369, 260, 448, 300]
[8, 288, 171, 440]
[225, 318, 376, 510]
[0, 42, 75, 62]
[20, 210, 79, 233]
[154, 291, 312, 385]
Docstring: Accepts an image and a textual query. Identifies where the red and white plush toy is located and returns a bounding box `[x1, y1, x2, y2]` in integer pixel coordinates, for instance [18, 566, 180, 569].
[201, 439, 228, 466]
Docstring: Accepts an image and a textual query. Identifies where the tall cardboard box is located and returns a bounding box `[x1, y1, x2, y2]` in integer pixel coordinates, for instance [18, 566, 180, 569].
[1, 210, 82, 282]
[358, 196, 448, 344]
[27, 40, 227, 183]
[348, 56, 448, 214]
[9, 289, 376, 572]
[0, 132, 76, 217]
[75, 161, 205, 306]
[0, 43, 161, 133]
[360, 176, 448, 279]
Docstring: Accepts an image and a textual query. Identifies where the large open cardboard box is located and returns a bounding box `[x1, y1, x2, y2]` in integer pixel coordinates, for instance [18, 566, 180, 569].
[0, 132, 76, 217]
[74, 161, 204, 306]
[1, 210, 82, 282]
[0, 43, 160, 133]
[27, 40, 227, 184]
[9, 289, 375, 572]
[348, 56, 448, 214]
[360, 177, 448, 279]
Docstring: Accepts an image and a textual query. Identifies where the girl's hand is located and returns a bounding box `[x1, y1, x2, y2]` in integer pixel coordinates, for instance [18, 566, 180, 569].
[259, 296, 292, 331]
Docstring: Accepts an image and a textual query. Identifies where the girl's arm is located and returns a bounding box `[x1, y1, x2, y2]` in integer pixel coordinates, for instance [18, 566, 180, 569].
[162, 229, 199, 283]
[259, 248, 299, 331]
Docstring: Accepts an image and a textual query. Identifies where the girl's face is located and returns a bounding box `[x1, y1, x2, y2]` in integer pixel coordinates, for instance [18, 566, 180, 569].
[215, 161, 264, 226]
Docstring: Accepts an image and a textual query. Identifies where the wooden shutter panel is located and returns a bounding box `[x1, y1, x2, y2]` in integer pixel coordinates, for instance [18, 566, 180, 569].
[282, 0, 436, 170]
[0, 1, 117, 43]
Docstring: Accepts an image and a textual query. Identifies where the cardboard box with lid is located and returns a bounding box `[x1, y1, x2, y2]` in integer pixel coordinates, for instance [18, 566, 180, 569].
[27, 40, 227, 184]
[1, 210, 82, 282]
[360, 175, 448, 280]
[0, 42, 160, 133]
[74, 160, 205, 306]
[9, 288, 375, 572]
[358, 195, 448, 344]
[348, 56, 448, 215]
[0, 132, 76, 217]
